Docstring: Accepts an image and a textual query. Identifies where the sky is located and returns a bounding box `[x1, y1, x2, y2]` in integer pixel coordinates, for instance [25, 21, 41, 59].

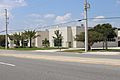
[0, 0, 120, 33]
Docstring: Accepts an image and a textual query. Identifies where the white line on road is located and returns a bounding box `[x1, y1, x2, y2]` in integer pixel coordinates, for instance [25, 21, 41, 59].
[0, 62, 16, 67]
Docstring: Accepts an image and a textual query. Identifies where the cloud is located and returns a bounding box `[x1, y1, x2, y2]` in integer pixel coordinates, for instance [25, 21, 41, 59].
[0, 10, 13, 19]
[87, 16, 106, 27]
[27, 13, 73, 28]
[28, 13, 56, 19]
[44, 14, 55, 18]
[55, 13, 72, 23]
[0, 0, 27, 30]
[27, 13, 56, 27]
[93, 16, 105, 22]
[0, 0, 27, 9]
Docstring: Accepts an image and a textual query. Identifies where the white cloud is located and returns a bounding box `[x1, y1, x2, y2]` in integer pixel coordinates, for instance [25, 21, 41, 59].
[0, 0, 27, 9]
[88, 16, 107, 27]
[27, 13, 73, 28]
[93, 16, 105, 22]
[0, 0, 27, 30]
[44, 14, 55, 18]
[55, 13, 72, 23]
[0, 11, 12, 19]
[28, 13, 56, 19]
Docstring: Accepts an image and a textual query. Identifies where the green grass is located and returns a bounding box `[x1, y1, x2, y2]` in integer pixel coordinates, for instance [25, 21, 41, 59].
[0, 47, 68, 51]
[62, 49, 84, 53]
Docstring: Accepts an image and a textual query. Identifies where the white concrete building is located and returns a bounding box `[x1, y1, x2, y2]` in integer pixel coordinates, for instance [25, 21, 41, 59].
[49, 26, 84, 48]
[117, 29, 120, 47]
[33, 26, 119, 48]
[33, 30, 49, 48]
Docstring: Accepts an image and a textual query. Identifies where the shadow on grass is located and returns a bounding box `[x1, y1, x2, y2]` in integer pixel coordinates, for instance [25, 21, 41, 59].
[0, 47, 68, 51]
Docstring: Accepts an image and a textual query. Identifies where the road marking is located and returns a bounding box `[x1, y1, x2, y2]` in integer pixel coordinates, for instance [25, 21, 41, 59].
[0, 62, 16, 67]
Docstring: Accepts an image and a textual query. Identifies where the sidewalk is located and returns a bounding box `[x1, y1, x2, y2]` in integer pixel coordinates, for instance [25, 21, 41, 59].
[83, 52, 120, 55]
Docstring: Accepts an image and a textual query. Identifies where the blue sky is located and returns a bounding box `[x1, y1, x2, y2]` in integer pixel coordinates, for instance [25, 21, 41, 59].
[0, 0, 120, 33]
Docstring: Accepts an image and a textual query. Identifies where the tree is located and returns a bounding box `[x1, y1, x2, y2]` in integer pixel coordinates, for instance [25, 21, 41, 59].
[0, 35, 5, 47]
[75, 29, 103, 50]
[42, 38, 49, 48]
[94, 23, 117, 50]
[53, 30, 63, 48]
[24, 30, 38, 48]
[9, 33, 21, 47]
[9, 32, 27, 48]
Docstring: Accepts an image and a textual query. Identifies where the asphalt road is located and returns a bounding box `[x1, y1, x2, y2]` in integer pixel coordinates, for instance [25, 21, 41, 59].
[0, 50, 120, 80]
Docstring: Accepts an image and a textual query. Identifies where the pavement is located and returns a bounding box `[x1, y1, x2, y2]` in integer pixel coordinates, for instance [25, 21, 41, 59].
[84, 52, 120, 55]
[0, 50, 120, 80]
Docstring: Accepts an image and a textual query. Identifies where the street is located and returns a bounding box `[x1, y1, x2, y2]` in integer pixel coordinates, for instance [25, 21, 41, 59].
[0, 50, 120, 80]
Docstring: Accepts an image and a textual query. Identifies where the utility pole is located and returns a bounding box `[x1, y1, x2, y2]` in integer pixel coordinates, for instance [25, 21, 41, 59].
[84, 0, 90, 52]
[5, 9, 8, 49]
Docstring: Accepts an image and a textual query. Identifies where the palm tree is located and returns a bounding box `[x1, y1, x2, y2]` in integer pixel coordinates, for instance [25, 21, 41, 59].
[53, 30, 63, 48]
[9, 32, 26, 48]
[12, 33, 21, 47]
[42, 38, 49, 47]
[24, 30, 38, 48]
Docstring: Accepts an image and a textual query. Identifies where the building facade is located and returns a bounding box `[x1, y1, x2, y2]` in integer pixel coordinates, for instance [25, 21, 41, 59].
[49, 26, 84, 48]
[33, 30, 49, 48]
[33, 26, 119, 48]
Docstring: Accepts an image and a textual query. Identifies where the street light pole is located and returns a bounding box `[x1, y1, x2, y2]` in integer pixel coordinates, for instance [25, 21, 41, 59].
[84, 0, 90, 52]
[5, 9, 8, 49]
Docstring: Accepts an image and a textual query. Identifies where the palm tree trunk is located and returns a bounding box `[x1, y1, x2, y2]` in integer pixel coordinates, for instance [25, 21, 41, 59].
[105, 40, 108, 50]
[103, 41, 104, 50]
[30, 38, 32, 48]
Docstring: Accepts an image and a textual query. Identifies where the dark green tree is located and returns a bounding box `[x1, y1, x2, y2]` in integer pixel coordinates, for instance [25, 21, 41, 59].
[53, 30, 63, 48]
[75, 29, 103, 50]
[94, 23, 117, 50]
[0, 35, 5, 47]
[42, 38, 49, 48]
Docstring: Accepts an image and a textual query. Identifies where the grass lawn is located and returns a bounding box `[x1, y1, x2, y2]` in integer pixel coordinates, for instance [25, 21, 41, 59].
[0, 47, 68, 51]
[62, 49, 85, 53]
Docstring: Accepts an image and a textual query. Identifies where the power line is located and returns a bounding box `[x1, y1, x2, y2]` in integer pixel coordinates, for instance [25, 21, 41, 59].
[0, 30, 6, 33]
[78, 16, 120, 21]
[89, 17, 120, 20]
[5, 16, 120, 33]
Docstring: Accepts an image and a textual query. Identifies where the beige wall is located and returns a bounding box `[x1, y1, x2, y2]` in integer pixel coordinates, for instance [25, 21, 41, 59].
[72, 26, 84, 48]
[34, 30, 49, 48]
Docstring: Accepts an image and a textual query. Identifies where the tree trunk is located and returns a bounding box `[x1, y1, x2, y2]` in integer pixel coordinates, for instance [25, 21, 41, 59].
[88, 45, 91, 51]
[103, 41, 104, 50]
[30, 38, 32, 48]
[22, 38, 24, 48]
[105, 40, 108, 50]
